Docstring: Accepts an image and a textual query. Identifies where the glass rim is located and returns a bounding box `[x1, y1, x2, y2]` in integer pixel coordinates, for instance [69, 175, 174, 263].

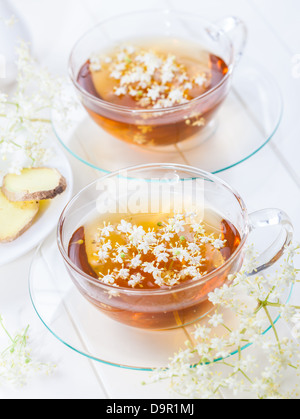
[57, 163, 249, 295]
[68, 8, 235, 114]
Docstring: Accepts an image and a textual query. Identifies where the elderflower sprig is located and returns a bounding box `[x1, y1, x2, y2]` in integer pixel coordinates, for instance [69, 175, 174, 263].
[92, 213, 227, 289]
[88, 43, 210, 109]
[0, 39, 73, 176]
[148, 243, 300, 399]
[0, 315, 56, 387]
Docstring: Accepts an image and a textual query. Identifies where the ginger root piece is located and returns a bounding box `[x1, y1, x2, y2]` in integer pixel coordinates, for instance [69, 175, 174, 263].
[2, 168, 67, 202]
[0, 191, 39, 243]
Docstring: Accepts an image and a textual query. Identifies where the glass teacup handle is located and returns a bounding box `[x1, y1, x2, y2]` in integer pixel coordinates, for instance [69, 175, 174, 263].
[247, 209, 294, 275]
[216, 16, 248, 65]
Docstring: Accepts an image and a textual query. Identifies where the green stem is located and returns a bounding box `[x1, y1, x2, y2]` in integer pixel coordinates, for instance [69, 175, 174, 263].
[0, 113, 51, 124]
[0, 316, 14, 343]
[263, 305, 281, 351]
[254, 302, 264, 315]
[223, 354, 253, 384]
[221, 324, 233, 333]
[222, 361, 234, 368]
[28, 117, 51, 124]
[238, 368, 253, 384]
[259, 299, 300, 311]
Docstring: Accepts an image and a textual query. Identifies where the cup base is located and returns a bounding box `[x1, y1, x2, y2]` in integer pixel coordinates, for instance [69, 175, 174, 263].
[143, 118, 218, 154]
[85, 297, 216, 332]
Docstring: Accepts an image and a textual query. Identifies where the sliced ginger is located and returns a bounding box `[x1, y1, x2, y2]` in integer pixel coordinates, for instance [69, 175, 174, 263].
[0, 167, 67, 243]
[2, 168, 67, 202]
[0, 190, 39, 243]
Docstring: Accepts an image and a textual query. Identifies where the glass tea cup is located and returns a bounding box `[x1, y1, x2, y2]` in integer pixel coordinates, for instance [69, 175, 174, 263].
[69, 10, 247, 148]
[57, 164, 293, 331]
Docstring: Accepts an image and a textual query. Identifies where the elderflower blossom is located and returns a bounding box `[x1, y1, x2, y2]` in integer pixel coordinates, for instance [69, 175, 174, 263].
[101, 273, 115, 285]
[97, 248, 110, 263]
[90, 213, 229, 289]
[193, 325, 212, 340]
[208, 313, 224, 328]
[291, 312, 300, 325]
[100, 223, 114, 237]
[117, 268, 130, 280]
[0, 40, 73, 175]
[128, 273, 144, 288]
[212, 238, 226, 250]
[143, 262, 157, 274]
[130, 254, 142, 268]
[149, 242, 300, 399]
[137, 241, 151, 254]
[117, 220, 133, 234]
[129, 226, 146, 243]
[88, 44, 212, 109]
[156, 252, 169, 263]
[0, 316, 55, 387]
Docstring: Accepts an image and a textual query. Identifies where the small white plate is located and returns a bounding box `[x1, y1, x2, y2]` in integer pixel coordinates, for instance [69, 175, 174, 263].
[0, 142, 73, 267]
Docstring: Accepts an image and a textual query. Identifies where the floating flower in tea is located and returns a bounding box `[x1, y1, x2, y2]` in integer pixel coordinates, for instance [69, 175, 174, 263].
[76, 38, 229, 146]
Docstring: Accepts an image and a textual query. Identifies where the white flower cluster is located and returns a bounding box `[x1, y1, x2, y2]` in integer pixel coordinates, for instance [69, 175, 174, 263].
[93, 213, 226, 289]
[89, 45, 210, 109]
[150, 243, 300, 399]
[0, 40, 72, 176]
[0, 15, 17, 27]
[0, 316, 55, 388]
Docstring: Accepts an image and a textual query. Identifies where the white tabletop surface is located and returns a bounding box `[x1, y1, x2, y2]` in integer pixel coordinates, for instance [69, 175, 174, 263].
[0, 0, 300, 399]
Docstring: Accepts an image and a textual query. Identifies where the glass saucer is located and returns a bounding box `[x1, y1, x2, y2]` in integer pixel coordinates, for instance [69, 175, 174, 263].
[52, 58, 283, 175]
[28, 233, 293, 371]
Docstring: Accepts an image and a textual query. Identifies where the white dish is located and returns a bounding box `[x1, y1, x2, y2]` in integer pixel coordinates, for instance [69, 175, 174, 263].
[0, 142, 73, 267]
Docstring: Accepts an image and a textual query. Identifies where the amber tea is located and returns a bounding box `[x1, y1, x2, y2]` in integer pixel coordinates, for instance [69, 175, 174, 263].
[77, 38, 229, 146]
[68, 209, 241, 329]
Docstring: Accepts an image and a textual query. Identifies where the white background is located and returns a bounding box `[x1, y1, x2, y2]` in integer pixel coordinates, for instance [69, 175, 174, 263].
[0, 0, 300, 399]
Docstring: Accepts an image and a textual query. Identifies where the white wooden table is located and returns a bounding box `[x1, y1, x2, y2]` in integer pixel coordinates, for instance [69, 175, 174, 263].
[0, 0, 300, 399]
